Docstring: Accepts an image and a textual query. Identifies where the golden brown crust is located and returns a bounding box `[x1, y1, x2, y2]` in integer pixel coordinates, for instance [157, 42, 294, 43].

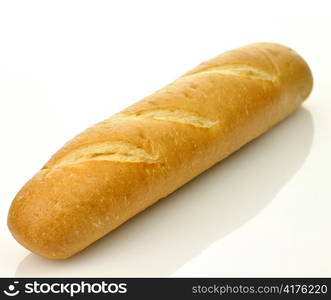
[7, 42, 313, 259]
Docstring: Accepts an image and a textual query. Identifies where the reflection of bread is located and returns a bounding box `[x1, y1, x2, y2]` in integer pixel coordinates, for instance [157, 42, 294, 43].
[8, 42, 313, 259]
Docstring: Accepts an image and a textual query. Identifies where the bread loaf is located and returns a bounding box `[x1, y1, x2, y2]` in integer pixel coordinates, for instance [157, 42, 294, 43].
[8, 42, 313, 259]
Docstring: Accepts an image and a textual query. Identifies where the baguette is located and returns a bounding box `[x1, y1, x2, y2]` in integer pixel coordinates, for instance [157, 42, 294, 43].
[8, 42, 313, 259]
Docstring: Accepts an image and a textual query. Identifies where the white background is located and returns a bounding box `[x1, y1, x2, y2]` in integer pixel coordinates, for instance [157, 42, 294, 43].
[0, 0, 330, 277]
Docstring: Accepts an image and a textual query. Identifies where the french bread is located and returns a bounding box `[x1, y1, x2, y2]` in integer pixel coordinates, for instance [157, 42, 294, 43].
[8, 42, 313, 259]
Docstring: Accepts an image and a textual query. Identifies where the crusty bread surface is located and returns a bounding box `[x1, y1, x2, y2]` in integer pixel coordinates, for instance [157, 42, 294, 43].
[8, 42, 313, 259]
